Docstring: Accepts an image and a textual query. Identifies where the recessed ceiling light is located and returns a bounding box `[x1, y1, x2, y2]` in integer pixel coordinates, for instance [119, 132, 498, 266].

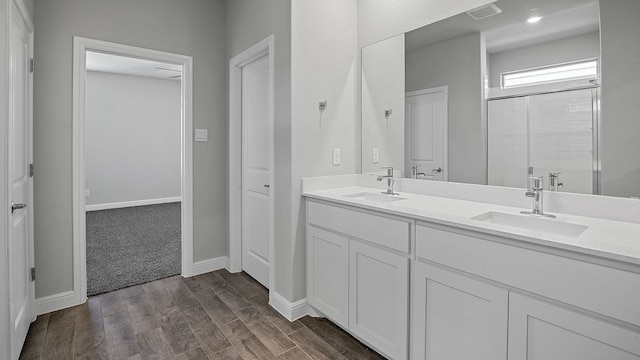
[527, 15, 543, 23]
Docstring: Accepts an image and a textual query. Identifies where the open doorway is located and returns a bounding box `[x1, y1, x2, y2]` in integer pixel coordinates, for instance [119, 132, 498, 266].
[84, 52, 182, 295]
[72, 38, 194, 301]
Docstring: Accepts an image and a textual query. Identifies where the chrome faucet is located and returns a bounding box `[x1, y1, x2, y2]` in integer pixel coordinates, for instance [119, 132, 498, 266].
[549, 172, 563, 192]
[410, 165, 426, 179]
[377, 167, 399, 195]
[521, 176, 555, 218]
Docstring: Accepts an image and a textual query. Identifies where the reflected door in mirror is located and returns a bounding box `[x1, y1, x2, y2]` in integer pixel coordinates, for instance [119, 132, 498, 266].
[405, 87, 447, 181]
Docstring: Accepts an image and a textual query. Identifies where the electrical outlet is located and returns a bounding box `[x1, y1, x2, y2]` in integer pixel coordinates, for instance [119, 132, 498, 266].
[85, 189, 91, 197]
[333, 148, 341, 165]
[372, 148, 379, 163]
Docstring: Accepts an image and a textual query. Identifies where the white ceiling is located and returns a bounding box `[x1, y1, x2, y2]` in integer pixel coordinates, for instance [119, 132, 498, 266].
[86, 51, 182, 81]
[406, 0, 600, 53]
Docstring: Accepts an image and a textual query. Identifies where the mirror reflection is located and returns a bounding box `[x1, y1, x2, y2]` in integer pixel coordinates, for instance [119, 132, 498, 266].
[361, 0, 640, 198]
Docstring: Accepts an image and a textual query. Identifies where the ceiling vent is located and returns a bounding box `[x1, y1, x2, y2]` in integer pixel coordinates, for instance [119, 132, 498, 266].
[465, 3, 502, 20]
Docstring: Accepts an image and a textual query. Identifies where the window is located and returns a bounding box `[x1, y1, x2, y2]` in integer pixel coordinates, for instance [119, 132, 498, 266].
[501, 59, 598, 89]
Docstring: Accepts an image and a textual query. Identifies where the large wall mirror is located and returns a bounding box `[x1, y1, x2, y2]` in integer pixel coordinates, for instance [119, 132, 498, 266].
[361, 0, 640, 198]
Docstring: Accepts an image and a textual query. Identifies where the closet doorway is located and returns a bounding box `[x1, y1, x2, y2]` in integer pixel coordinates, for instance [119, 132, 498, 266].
[72, 38, 194, 301]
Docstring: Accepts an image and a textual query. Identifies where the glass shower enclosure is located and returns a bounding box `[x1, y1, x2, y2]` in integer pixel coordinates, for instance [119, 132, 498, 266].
[487, 88, 600, 194]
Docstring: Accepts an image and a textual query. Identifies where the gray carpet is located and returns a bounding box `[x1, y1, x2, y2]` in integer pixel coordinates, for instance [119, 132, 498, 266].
[86, 202, 181, 296]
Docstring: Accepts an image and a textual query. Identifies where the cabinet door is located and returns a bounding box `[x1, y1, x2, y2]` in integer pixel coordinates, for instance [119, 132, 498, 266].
[412, 261, 508, 360]
[307, 226, 349, 327]
[508, 292, 640, 360]
[349, 240, 409, 360]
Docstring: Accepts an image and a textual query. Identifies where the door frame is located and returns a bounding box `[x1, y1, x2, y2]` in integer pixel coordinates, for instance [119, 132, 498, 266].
[228, 36, 275, 289]
[72, 37, 194, 303]
[405, 86, 449, 181]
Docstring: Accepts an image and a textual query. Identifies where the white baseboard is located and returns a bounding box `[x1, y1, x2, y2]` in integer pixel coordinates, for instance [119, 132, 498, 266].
[35, 291, 79, 315]
[86, 196, 182, 211]
[190, 256, 228, 276]
[269, 291, 308, 321]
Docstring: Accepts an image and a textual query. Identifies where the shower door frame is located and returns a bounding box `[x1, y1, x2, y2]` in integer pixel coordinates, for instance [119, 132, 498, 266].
[486, 85, 602, 195]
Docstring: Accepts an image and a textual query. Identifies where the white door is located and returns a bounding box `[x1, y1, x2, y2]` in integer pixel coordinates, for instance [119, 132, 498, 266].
[241, 55, 271, 288]
[8, 1, 34, 358]
[405, 87, 447, 180]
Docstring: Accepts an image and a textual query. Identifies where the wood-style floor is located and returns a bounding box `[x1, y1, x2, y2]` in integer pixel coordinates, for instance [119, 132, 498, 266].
[19, 270, 387, 360]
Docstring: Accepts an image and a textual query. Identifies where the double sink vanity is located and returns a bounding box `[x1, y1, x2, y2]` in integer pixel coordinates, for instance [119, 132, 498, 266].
[302, 175, 640, 360]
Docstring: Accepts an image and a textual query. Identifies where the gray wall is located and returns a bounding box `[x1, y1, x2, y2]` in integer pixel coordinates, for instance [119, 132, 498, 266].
[225, 0, 294, 299]
[489, 32, 600, 88]
[291, 0, 359, 301]
[85, 72, 181, 207]
[406, 32, 486, 184]
[601, 0, 640, 197]
[33, 0, 226, 298]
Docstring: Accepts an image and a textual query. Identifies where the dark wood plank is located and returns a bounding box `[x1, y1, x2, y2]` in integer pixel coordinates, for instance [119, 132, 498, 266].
[219, 319, 276, 360]
[41, 307, 75, 359]
[174, 347, 210, 360]
[75, 296, 104, 341]
[125, 293, 161, 335]
[135, 328, 173, 360]
[103, 311, 139, 360]
[181, 304, 214, 333]
[236, 307, 295, 356]
[215, 286, 253, 312]
[301, 317, 385, 360]
[74, 333, 108, 360]
[189, 286, 237, 325]
[159, 306, 200, 354]
[248, 292, 304, 335]
[121, 285, 145, 299]
[210, 346, 243, 360]
[193, 322, 232, 357]
[277, 347, 312, 360]
[100, 289, 127, 316]
[18, 313, 50, 360]
[162, 276, 200, 310]
[142, 280, 176, 313]
[216, 272, 264, 300]
[288, 327, 347, 360]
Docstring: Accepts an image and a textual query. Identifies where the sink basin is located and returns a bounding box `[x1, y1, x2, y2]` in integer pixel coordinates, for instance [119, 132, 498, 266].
[342, 192, 407, 203]
[470, 211, 588, 238]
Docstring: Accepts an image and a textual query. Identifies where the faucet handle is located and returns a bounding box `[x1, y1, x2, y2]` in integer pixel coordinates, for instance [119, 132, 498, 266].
[381, 166, 394, 176]
[529, 176, 543, 191]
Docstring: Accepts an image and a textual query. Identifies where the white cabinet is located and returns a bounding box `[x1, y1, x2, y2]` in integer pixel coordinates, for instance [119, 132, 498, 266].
[412, 261, 508, 360]
[306, 200, 412, 359]
[349, 240, 409, 360]
[508, 292, 640, 360]
[306, 226, 349, 328]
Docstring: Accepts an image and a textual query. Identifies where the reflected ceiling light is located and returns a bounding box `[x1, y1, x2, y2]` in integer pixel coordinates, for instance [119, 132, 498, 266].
[527, 15, 542, 23]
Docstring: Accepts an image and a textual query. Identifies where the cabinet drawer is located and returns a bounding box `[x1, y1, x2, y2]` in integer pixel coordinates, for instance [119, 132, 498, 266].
[416, 223, 640, 327]
[308, 200, 411, 253]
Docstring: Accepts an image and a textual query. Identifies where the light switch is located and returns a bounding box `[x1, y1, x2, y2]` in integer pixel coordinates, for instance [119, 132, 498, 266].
[85, 189, 91, 197]
[194, 129, 208, 142]
[333, 148, 341, 165]
[372, 148, 379, 163]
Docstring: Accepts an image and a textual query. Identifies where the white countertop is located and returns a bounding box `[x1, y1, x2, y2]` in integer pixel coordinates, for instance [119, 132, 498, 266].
[303, 186, 640, 267]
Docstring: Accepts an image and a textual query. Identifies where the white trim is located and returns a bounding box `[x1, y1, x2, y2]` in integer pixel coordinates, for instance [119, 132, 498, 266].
[191, 256, 228, 276]
[73, 37, 194, 308]
[269, 292, 308, 321]
[85, 196, 182, 211]
[35, 291, 76, 315]
[405, 86, 449, 181]
[229, 36, 275, 291]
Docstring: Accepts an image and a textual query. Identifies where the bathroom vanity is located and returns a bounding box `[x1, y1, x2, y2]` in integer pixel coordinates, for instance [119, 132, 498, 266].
[303, 176, 640, 360]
